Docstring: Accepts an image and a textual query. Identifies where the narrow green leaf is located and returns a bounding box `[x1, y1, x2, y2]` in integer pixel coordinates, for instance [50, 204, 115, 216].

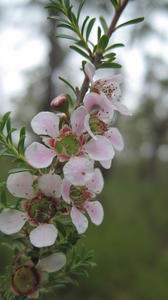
[97, 26, 102, 43]
[56, 23, 76, 32]
[105, 43, 124, 52]
[99, 16, 108, 34]
[86, 18, 96, 41]
[0, 182, 6, 207]
[81, 16, 89, 36]
[56, 221, 66, 237]
[45, 3, 62, 11]
[59, 76, 76, 94]
[110, 0, 118, 9]
[0, 112, 11, 133]
[70, 45, 90, 59]
[64, 0, 70, 8]
[48, 16, 71, 25]
[18, 127, 26, 154]
[7, 128, 17, 142]
[77, 0, 85, 22]
[115, 17, 144, 30]
[6, 118, 12, 142]
[56, 34, 79, 42]
[66, 94, 75, 109]
[97, 34, 109, 51]
[104, 52, 116, 58]
[75, 40, 87, 49]
[99, 62, 121, 69]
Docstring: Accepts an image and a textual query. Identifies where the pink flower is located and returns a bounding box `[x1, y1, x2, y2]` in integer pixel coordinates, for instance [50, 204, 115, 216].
[85, 62, 131, 116]
[71, 99, 124, 167]
[62, 168, 104, 234]
[25, 110, 87, 168]
[0, 171, 62, 248]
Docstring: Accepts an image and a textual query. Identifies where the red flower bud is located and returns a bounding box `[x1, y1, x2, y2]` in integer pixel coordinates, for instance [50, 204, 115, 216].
[50, 93, 67, 109]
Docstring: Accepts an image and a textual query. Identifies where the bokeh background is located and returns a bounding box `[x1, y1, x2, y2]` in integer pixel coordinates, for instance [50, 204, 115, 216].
[0, 0, 168, 299]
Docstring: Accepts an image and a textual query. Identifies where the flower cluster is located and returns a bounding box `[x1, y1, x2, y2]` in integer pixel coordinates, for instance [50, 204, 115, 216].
[0, 62, 131, 297]
[0, 62, 130, 243]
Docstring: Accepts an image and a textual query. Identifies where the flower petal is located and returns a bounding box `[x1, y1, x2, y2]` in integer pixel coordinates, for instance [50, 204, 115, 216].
[37, 253, 66, 273]
[106, 128, 124, 151]
[85, 135, 115, 161]
[31, 112, 60, 138]
[0, 209, 27, 235]
[61, 179, 71, 204]
[100, 159, 112, 169]
[25, 142, 55, 169]
[29, 224, 58, 248]
[86, 168, 104, 194]
[7, 172, 34, 199]
[84, 114, 97, 140]
[84, 201, 104, 225]
[38, 174, 62, 198]
[84, 62, 95, 84]
[71, 106, 87, 135]
[84, 92, 114, 123]
[111, 101, 132, 116]
[63, 157, 94, 186]
[70, 206, 88, 234]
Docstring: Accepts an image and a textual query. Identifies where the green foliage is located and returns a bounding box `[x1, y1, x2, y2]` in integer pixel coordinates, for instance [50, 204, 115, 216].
[0, 113, 36, 175]
[0, 181, 7, 209]
[58, 76, 76, 94]
[46, 0, 125, 71]
[45, 247, 95, 290]
[115, 17, 145, 31]
[99, 16, 108, 34]
[110, 0, 118, 9]
[97, 34, 109, 52]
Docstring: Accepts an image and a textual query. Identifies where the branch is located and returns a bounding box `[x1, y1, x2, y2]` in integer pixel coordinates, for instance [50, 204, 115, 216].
[78, 0, 129, 103]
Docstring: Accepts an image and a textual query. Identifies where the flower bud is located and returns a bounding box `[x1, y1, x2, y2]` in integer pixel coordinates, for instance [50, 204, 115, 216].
[50, 93, 68, 112]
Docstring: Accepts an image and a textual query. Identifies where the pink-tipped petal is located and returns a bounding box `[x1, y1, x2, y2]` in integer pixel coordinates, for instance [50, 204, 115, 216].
[106, 128, 124, 151]
[25, 142, 55, 169]
[84, 201, 104, 225]
[7, 172, 34, 199]
[38, 174, 62, 198]
[100, 159, 112, 169]
[61, 179, 71, 204]
[70, 206, 88, 234]
[63, 157, 94, 186]
[85, 135, 115, 161]
[37, 253, 66, 273]
[84, 92, 114, 123]
[31, 112, 60, 138]
[0, 209, 27, 235]
[84, 114, 97, 140]
[86, 168, 104, 194]
[71, 106, 87, 135]
[111, 101, 132, 116]
[84, 62, 95, 84]
[29, 224, 58, 248]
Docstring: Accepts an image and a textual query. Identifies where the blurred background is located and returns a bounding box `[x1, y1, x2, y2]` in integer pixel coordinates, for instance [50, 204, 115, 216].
[0, 0, 168, 299]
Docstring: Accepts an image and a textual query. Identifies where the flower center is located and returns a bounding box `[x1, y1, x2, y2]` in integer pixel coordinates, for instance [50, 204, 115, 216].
[11, 265, 40, 296]
[70, 186, 93, 206]
[55, 132, 80, 157]
[89, 113, 107, 135]
[92, 80, 118, 101]
[26, 196, 57, 224]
